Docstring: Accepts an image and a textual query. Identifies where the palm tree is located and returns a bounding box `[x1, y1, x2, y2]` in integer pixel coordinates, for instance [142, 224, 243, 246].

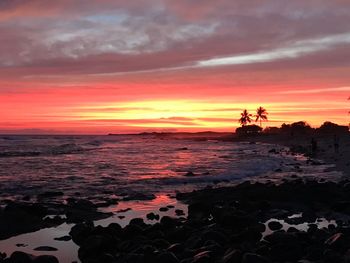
[239, 109, 252, 126]
[255, 106, 268, 127]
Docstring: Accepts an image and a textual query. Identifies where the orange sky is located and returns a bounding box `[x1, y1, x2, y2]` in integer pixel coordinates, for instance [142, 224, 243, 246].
[0, 1, 349, 134]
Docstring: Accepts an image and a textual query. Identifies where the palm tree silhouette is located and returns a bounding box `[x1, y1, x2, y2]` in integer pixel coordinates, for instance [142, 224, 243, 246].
[255, 106, 268, 127]
[239, 109, 252, 126]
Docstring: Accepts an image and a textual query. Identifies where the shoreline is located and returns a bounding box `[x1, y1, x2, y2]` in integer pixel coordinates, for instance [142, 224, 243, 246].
[234, 133, 350, 177]
[65, 178, 350, 263]
[0, 135, 349, 262]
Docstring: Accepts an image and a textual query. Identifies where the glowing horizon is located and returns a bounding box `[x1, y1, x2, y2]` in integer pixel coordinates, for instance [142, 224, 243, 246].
[0, 1, 349, 134]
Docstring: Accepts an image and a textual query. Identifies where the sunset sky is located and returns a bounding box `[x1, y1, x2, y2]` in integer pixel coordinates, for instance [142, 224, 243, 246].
[0, 0, 349, 134]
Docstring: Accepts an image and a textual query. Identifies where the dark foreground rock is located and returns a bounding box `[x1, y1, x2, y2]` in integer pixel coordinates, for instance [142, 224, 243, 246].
[0, 202, 63, 240]
[0, 197, 113, 240]
[0, 251, 59, 263]
[70, 179, 350, 263]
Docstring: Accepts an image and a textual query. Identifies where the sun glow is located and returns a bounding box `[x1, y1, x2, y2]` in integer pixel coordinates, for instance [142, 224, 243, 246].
[73, 100, 265, 128]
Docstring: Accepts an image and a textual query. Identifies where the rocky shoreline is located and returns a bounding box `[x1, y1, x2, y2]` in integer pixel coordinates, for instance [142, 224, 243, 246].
[0, 137, 349, 262]
[67, 178, 350, 263]
[3, 177, 350, 262]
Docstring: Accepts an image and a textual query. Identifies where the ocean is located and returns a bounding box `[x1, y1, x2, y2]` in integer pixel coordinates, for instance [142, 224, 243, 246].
[0, 134, 342, 201]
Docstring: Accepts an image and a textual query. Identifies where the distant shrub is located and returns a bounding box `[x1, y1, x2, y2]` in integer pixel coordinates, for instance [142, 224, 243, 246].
[263, 126, 280, 134]
[236, 124, 262, 136]
[280, 121, 314, 136]
[317, 121, 349, 135]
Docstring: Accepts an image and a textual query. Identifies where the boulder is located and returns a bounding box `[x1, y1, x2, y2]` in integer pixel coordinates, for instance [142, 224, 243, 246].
[242, 253, 270, 263]
[268, 221, 283, 231]
[33, 255, 59, 263]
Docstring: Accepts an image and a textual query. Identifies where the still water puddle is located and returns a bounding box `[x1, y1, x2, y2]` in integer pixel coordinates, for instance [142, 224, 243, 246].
[0, 223, 79, 263]
[0, 195, 188, 263]
[262, 213, 337, 238]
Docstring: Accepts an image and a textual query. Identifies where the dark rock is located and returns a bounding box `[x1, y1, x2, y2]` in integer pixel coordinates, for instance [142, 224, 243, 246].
[0, 252, 6, 260]
[147, 212, 160, 220]
[160, 207, 169, 212]
[123, 223, 144, 238]
[10, 251, 34, 263]
[129, 217, 145, 227]
[122, 192, 156, 201]
[54, 235, 71, 241]
[328, 223, 336, 231]
[156, 252, 179, 263]
[175, 209, 185, 216]
[269, 242, 303, 261]
[0, 202, 55, 240]
[191, 250, 213, 263]
[325, 233, 346, 249]
[287, 226, 299, 233]
[66, 208, 112, 223]
[268, 221, 283, 231]
[242, 253, 270, 263]
[106, 223, 122, 236]
[307, 223, 318, 233]
[116, 208, 131, 213]
[221, 248, 242, 263]
[323, 249, 343, 263]
[264, 231, 298, 245]
[67, 180, 350, 263]
[235, 226, 263, 244]
[69, 221, 94, 245]
[65, 199, 112, 223]
[43, 215, 64, 226]
[32, 255, 59, 263]
[160, 216, 177, 228]
[22, 196, 31, 201]
[202, 230, 228, 246]
[78, 234, 118, 262]
[184, 171, 195, 177]
[167, 243, 184, 254]
[16, 243, 27, 247]
[38, 191, 64, 199]
[152, 238, 171, 249]
[33, 246, 58, 251]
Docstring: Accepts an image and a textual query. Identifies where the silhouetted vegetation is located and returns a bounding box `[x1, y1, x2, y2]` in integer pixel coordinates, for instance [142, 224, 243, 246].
[280, 121, 313, 136]
[263, 126, 280, 134]
[261, 121, 349, 136]
[238, 109, 252, 126]
[255, 106, 268, 127]
[237, 119, 349, 137]
[238, 103, 349, 137]
[236, 124, 262, 136]
[317, 121, 349, 135]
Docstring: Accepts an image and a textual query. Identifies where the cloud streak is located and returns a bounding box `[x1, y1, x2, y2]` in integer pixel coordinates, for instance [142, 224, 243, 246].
[1, 0, 350, 132]
[279, 86, 350, 94]
[197, 33, 350, 67]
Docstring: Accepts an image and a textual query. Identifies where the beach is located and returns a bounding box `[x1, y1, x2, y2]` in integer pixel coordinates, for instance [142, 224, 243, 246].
[244, 133, 350, 177]
[0, 133, 349, 263]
